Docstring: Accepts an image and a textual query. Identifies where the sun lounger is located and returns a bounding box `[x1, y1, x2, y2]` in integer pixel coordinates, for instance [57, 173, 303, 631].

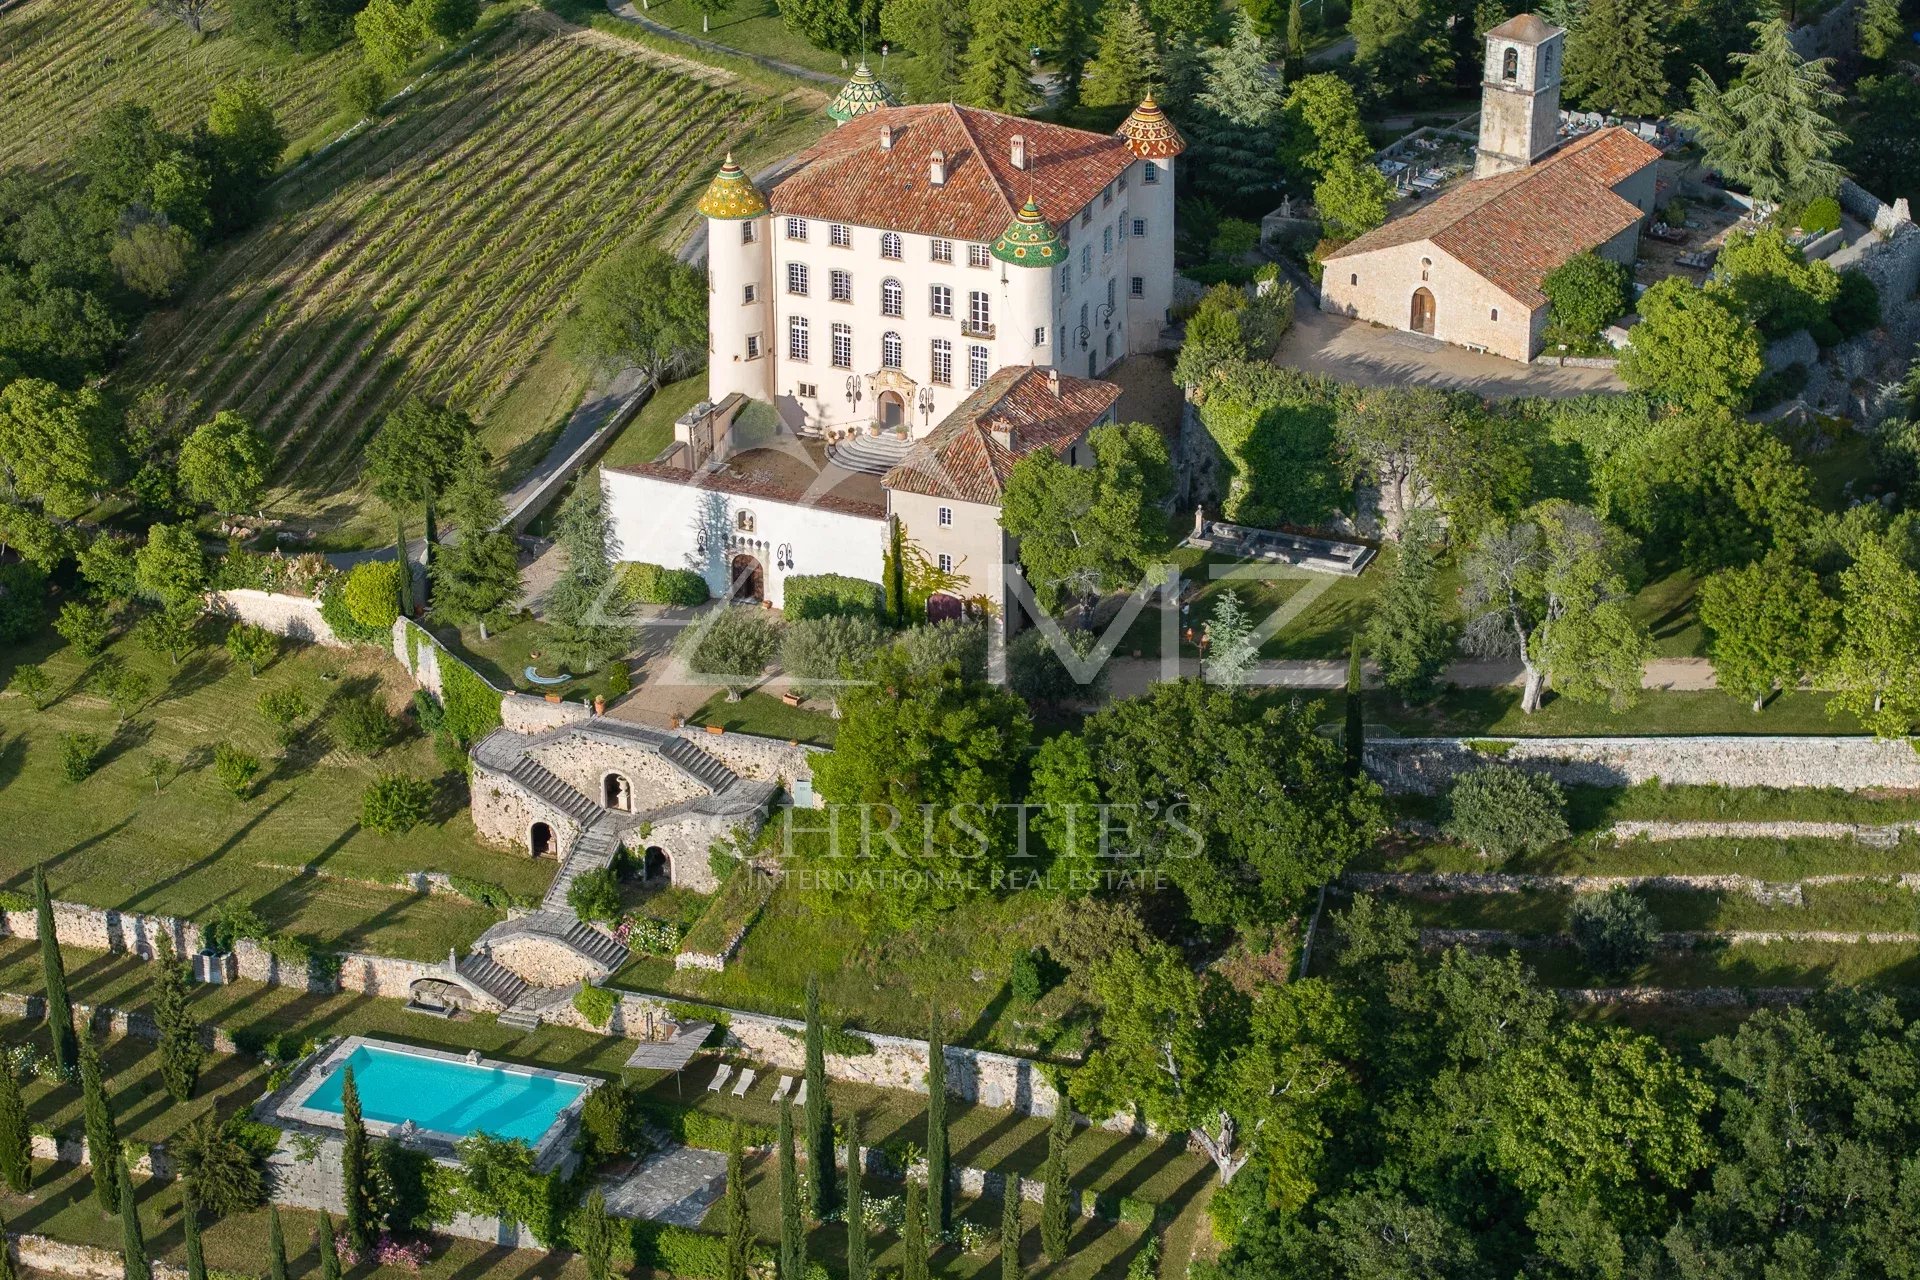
[707, 1064, 733, 1093]
[771, 1076, 794, 1102]
[794, 1080, 808, 1106]
[731, 1067, 757, 1098]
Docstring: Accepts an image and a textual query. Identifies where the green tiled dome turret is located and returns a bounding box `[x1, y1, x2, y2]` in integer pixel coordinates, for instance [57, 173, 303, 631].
[826, 61, 899, 123]
[696, 154, 769, 220]
[990, 199, 1063, 267]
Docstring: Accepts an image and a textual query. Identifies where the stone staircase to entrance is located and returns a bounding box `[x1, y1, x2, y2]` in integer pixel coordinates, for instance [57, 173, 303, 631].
[505, 756, 602, 825]
[543, 825, 619, 913]
[827, 432, 913, 476]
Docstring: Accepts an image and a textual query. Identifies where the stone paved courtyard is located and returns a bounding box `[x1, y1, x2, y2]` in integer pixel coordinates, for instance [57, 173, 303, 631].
[597, 1146, 729, 1226]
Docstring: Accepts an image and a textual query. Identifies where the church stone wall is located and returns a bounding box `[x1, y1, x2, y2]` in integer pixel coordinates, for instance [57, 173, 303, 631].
[1320, 239, 1537, 360]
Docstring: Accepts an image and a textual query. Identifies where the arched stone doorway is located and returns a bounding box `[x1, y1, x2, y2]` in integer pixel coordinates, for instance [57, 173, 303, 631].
[643, 846, 671, 883]
[926, 592, 963, 623]
[877, 391, 905, 428]
[730, 554, 763, 602]
[603, 773, 632, 812]
[530, 822, 554, 857]
[1410, 287, 1436, 336]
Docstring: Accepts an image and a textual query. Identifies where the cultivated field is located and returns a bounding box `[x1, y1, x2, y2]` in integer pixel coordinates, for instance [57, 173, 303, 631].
[0, 0, 355, 174]
[129, 12, 798, 546]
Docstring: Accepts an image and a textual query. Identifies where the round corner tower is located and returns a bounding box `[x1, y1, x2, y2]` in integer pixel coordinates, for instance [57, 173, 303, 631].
[696, 154, 774, 408]
[1116, 94, 1184, 354]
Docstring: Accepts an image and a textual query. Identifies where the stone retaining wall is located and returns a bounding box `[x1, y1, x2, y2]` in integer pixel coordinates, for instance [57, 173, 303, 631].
[205, 589, 343, 648]
[1364, 735, 1920, 795]
[502, 694, 592, 734]
[11, 1233, 192, 1280]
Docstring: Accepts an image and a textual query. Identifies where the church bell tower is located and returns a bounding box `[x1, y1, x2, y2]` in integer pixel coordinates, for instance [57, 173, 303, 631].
[1474, 13, 1566, 179]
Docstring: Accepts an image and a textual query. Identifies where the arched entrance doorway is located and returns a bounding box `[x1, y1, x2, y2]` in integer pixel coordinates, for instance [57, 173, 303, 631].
[529, 822, 554, 857]
[729, 554, 763, 602]
[1410, 288, 1436, 336]
[877, 391, 905, 428]
[643, 846, 671, 883]
[926, 592, 963, 623]
[603, 773, 631, 812]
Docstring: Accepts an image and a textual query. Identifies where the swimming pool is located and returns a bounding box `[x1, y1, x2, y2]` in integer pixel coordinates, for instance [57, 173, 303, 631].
[300, 1042, 591, 1145]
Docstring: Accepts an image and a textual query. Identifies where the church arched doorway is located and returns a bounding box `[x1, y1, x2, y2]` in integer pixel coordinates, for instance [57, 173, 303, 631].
[877, 391, 905, 428]
[1410, 288, 1436, 336]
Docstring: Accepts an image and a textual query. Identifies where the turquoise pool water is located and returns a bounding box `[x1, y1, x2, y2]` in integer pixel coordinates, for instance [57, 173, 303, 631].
[305, 1045, 587, 1144]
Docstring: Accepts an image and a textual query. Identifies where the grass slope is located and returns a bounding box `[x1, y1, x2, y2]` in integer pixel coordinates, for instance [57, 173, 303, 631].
[126, 13, 793, 548]
[0, 626, 550, 960]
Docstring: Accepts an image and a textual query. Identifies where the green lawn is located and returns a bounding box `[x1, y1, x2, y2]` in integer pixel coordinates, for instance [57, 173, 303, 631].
[0, 625, 550, 962]
[583, 0, 883, 78]
[1388, 780, 1920, 833]
[1368, 880, 1920, 936]
[1113, 550, 1385, 662]
[1365, 686, 1864, 737]
[1355, 833, 1920, 879]
[428, 616, 606, 702]
[602, 374, 706, 470]
[688, 691, 837, 744]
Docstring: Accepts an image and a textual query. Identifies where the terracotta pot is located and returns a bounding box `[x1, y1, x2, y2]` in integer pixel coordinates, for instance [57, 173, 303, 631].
[706, 723, 725, 735]
[594, 696, 606, 715]
[544, 693, 560, 703]
[669, 715, 683, 729]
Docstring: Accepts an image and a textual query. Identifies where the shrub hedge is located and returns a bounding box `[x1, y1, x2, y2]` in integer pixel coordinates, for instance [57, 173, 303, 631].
[622, 562, 709, 607]
[782, 573, 884, 621]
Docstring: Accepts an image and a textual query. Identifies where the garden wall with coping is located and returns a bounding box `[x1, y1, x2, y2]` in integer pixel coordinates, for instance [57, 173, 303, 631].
[204, 588, 343, 648]
[8, 1233, 193, 1280]
[1363, 734, 1920, 795]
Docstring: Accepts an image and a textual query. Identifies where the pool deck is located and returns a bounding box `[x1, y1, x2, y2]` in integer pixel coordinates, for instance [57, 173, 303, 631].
[260, 1035, 602, 1174]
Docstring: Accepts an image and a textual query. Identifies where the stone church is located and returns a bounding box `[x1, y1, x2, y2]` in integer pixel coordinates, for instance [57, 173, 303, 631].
[1318, 13, 1661, 361]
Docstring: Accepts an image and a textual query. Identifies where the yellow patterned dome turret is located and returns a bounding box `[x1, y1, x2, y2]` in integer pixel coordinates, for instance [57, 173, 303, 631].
[991, 199, 1063, 267]
[696, 154, 769, 220]
[1117, 93, 1186, 158]
[827, 61, 900, 123]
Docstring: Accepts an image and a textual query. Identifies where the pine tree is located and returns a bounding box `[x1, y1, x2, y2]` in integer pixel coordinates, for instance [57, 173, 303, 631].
[1345, 637, 1365, 779]
[803, 976, 831, 1219]
[777, 1101, 804, 1280]
[267, 1206, 289, 1280]
[1285, 0, 1305, 78]
[844, 1113, 867, 1280]
[1676, 18, 1846, 208]
[117, 1163, 149, 1280]
[1564, 0, 1669, 116]
[1859, 0, 1902, 59]
[181, 1184, 207, 1280]
[580, 1189, 614, 1280]
[1363, 511, 1452, 703]
[341, 1066, 370, 1253]
[0, 1063, 29, 1194]
[1350, 0, 1450, 89]
[725, 1123, 752, 1280]
[1189, 12, 1287, 204]
[318, 1210, 341, 1280]
[1040, 1097, 1071, 1262]
[544, 479, 634, 673]
[1080, 0, 1160, 107]
[151, 933, 201, 1103]
[80, 1023, 121, 1213]
[902, 1179, 929, 1280]
[961, 0, 1037, 113]
[429, 440, 521, 641]
[999, 1172, 1021, 1280]
[1202, 589, 1258, 686]
[34, 866, 76, 1077]
[925, 1005, 950, 1236]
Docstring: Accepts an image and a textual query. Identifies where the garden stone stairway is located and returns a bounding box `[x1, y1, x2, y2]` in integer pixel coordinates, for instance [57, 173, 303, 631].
[505, 756, 603, 826]
[454, 952, 530, 1009]
[542, 825, 620, 912]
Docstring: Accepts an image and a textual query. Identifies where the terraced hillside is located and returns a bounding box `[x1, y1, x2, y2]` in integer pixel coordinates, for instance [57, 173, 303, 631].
[129, 12, 797, 545]
[0, 0, 355, 173]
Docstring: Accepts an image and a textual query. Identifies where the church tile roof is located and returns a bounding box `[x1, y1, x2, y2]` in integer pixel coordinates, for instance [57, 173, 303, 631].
[883, 366, 1122, 505]
[770, 104, 1136, 243]
[1323, 126, 1661, 308]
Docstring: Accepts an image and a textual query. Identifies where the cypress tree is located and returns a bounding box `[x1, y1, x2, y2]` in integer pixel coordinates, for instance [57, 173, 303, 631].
[80, 1022, 120, 1213]
[580, 1189, 613, 1280]
[925, 1005, 949, 1236]
[1040, 1097, 1071, 1262]
[724, 1122, 751, 1280]
[318, 1210, 341, 1280]
[999, 1171, 1021, 1280]
[802, 976, 830, 1219]
[0, 1062, 29, 1193]
[117, 1162, 149, 1280]
[0, 1209, 16, 1280]
[902, 1179, 929, 1280]
[844, 1113, 867, 1280]
[181, 1184, 206, 1280]
[267, 1206, 289, 1280]
[341, 1066, 370, 1252]
[777, 1100, 804, 1280]
[1285, 0, 1305, 77]
[1345, 638, 1365, 780]
[151, 933, 201, 1103]
[34, 867, 75, 1077]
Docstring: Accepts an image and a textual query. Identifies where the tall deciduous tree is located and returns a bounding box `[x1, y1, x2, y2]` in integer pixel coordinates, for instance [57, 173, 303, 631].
[774, 0, 882, 54]
[1698, 555, 1837, 710]
[1461, 500, 1651, 713]
[1188, 13, 1287, 206]
[1675, 18, 1846, 208]
[1563, 0, 1669, 115]
[926, 1006, 950, 1235]
[178, 412, 270, 521]
[35, 866, 76, 1076]
[365, 396, 474, 607]
[566, 242, 706, 392]
[0, 379, 118, 519]
[1351, 0, 1450, 90]
[1282, 74, 1372, 184]
[1826, 531, 1920, 738]
[1314, 155, 1392, 241]
[133, 524, 207, 608]
[999, 420, 1171, 613]
[1080, 0, 1161, 106]
[1619, 277, 1764, 413]
[803, 976, 831, 1219]
[81, 1022, 121, 1212]
[151, 932, 202, 1102]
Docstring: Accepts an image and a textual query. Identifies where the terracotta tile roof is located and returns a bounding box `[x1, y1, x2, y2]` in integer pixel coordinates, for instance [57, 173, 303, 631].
[1324, 126, 1661, 307]
[1486, 12, 1559, 41]
[770, 104, 1136, 243]
[882, 365, 1122, 505]
[605, 449, 887, 519]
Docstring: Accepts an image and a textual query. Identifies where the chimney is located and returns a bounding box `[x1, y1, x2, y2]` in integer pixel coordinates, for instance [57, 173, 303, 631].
[929, 149, 946, 186]
[879, 123, 893, 150]
[1010, 134, 1027, 170]
[988, 418, 1014, 450]
[1047, 368, 1061, 397]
